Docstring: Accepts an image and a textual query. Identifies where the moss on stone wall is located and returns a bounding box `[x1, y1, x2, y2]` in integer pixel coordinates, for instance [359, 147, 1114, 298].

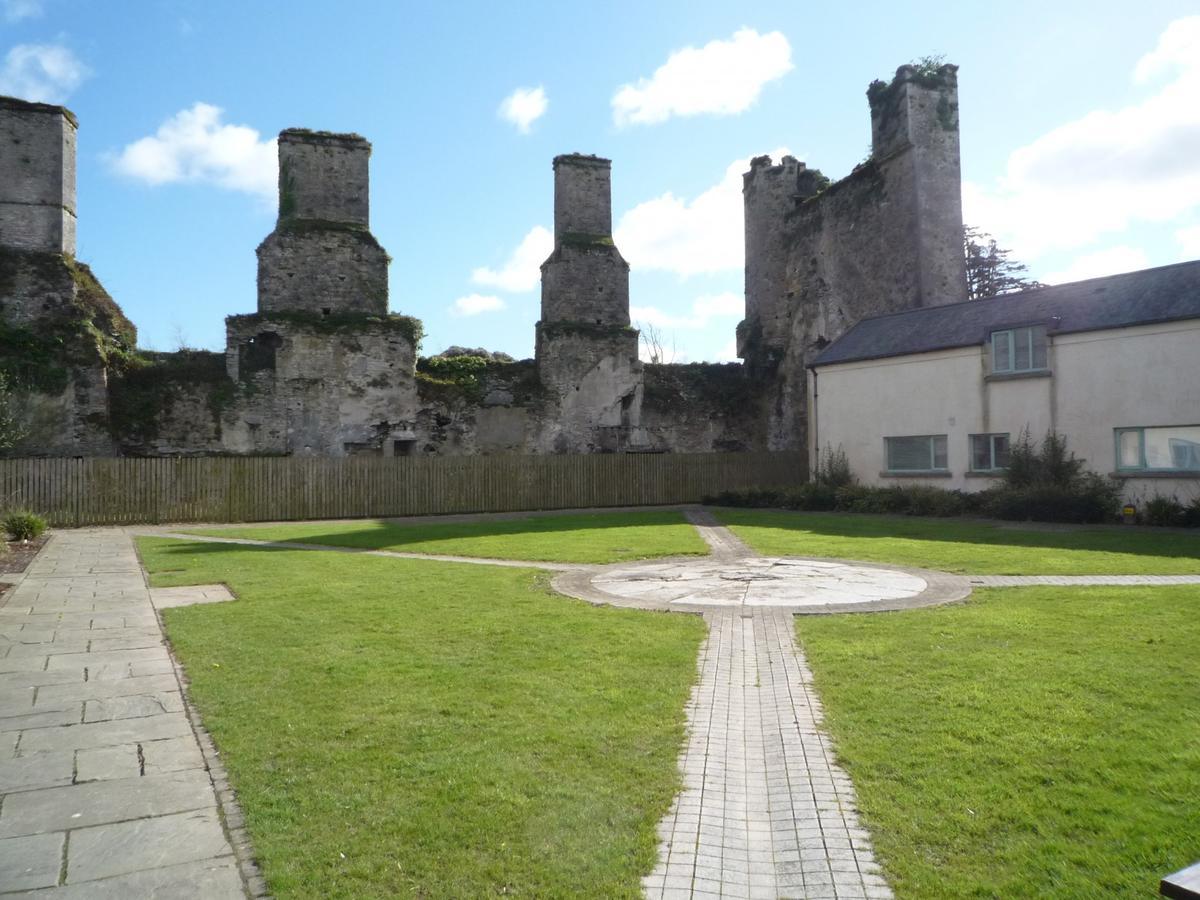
[0, 322, 70, 393]
[643, 363, 756, 418]
[415, 355, 488, 403]
[108, 350, 235, 443]
[227, 311, 424, 348]
[537, 320, 636, 341]
[559, 232, 615, 248]
[0, 249, 138, 392]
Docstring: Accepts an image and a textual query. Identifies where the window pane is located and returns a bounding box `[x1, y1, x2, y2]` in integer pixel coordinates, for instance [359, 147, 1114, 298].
[993, 434, 1011, 469]
[1014, 327, 1031, 370]
[887, 437, 929, 470]
[1144, 426, 1200, 470]
[970, 435, 991, 470]
[1031, 328, 1048, 369]
[992, 331, 1012, 371]
[933, 435, 948, 470]
[1117, 430, 1141, 468]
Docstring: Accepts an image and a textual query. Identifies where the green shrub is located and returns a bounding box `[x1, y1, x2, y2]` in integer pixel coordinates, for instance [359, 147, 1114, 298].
[1143, 495, 1188, 527]
[1186, 497, 1200, 528]
[984, 473, 1121, 524]
[4, 509, 47, 541]
[814, 444, 855, 488]
[904, 486, 966, 517]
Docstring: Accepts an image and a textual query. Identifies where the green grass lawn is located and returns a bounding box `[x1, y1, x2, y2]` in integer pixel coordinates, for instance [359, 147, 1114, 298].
[181, 510, 708, 564]
[797, 586, 1200, 898]
[713, 508, 1200, 574]
[138, 537, 705, 899]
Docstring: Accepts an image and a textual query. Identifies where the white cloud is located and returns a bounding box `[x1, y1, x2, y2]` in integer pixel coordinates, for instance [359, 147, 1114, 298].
[112, 103, 276, 199]
[1043, 246, 1150, 284]
[616, 148, 788, 276]
[1178, 224, 1200, 258]
[0, 44, 88, 103]
[632, 292, 743, 330]
[612, 28, 792, 127]
[451, 294, 506, 317]
[471, 225, 553, 292]
[3, 0, 42, 21]
[498, 86, 548, 134]
[963, 16, 1200, 262]
[1134, 15, 1200, 84]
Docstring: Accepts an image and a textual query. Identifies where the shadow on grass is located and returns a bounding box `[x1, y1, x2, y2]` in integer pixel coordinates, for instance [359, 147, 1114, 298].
[186, 510, 699, 555]
[713, 507, 1200, 562]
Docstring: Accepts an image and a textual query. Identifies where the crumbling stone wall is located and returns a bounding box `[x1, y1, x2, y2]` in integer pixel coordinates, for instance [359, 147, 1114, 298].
[640, 364, 766, 453]
[739, 63, 967, 454]
[0, 247, 133, 457]
[223, 312, 420, 456]
[2, 61, 969, 463]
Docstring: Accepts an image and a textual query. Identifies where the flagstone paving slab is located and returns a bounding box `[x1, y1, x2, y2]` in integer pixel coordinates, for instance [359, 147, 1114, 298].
[0, 529, 251, 897]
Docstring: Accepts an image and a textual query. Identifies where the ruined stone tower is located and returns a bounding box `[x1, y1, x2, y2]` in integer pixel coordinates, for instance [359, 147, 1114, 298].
[220, 127, 418, 457]
[535, 154, 643, 452]
[0, 97, 77, 255]
[256, 129, 388, 316]
[0, 97, 134, 456]
[739, 63, 967, 454]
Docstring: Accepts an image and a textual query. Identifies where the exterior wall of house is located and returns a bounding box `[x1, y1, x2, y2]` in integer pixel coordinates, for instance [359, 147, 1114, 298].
[810, 318, 1200, 502]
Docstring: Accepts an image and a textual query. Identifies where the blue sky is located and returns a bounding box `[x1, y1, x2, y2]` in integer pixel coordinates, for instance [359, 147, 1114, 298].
[3, 1, 1199, 361]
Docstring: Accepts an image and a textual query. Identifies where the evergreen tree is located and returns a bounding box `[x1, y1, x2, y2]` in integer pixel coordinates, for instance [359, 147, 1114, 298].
[963, 225, 1044, 299]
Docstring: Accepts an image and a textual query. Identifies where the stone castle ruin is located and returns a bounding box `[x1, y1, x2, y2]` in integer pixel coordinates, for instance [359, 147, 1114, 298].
[0, 62, 966, 468]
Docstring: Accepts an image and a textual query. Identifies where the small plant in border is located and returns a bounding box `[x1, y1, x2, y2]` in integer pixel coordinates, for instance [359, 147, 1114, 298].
[4, 508, 47, 541]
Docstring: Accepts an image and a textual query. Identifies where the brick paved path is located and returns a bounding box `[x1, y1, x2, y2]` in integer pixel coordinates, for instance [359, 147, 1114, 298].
[0, 530, 251, 898]
[969, 574, 1200, 586]
[643, 608, 891, 900]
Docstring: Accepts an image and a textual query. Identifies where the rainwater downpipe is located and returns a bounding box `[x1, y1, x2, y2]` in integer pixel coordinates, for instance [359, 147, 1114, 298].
[808, 365, 818, 481]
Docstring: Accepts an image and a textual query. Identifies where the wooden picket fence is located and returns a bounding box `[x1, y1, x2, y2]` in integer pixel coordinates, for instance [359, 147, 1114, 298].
[0, 452, 803, 527]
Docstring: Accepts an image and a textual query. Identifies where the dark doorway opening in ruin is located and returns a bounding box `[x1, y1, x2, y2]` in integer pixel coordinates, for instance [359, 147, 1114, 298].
[239, 331, 282, 379]
[392, 439, 417, 457]
[322, 307, 331, 316]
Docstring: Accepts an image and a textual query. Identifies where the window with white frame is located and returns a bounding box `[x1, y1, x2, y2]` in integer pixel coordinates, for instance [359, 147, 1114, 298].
[969, 433, 1010, 472]
[1115, 426, 1200, 472]
[885, 435, 948, 473]
[991, 325, 1048, 374]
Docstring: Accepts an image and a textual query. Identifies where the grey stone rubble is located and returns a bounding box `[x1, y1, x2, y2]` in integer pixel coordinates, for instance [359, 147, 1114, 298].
[0, 529, 253, 898]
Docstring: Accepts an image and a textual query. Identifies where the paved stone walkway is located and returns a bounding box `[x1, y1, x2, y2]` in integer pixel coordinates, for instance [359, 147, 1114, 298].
[643, 608, 891, 900]
[0, 530, 251, 898]
[969, 574, 1200, 586]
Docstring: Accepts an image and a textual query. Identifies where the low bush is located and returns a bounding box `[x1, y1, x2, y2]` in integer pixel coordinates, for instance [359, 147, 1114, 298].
[982, 473, 1122, 524]
[3, 508, 47, 541]
[1141, 494, 1200, 528]
[707, 432, 1129, 525]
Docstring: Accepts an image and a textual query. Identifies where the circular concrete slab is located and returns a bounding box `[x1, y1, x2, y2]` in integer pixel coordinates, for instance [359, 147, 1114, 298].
[554, 556, 972, 615]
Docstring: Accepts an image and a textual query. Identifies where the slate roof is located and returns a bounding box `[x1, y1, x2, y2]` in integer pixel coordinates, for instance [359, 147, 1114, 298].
[812, 259, 1200, 367]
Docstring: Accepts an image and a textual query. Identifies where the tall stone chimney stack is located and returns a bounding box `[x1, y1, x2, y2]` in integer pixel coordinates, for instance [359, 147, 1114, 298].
[539, 154, 630, 328]
[256, 128, 389, 316]
[535, 153, 642, 452]
[0, 97, 77, 255]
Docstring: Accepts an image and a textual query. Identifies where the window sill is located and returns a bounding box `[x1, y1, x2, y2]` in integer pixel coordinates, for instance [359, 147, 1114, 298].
[879, 470, 953, 478]
[985, 369, 1052, 383]
[965, 470, 1004, 478]
[1110, 470, 1200, 479]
